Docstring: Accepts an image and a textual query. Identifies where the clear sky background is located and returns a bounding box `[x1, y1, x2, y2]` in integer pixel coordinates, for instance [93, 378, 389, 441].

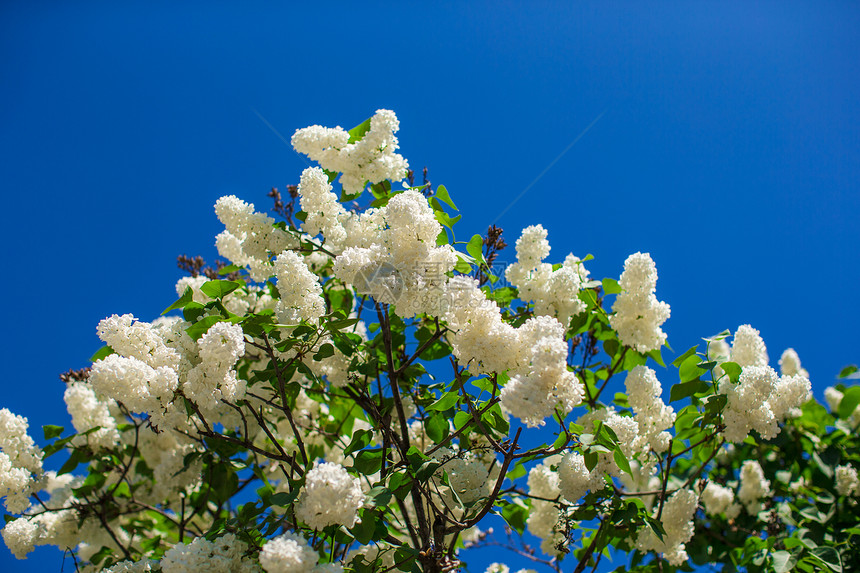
[1, 2, 858, 571]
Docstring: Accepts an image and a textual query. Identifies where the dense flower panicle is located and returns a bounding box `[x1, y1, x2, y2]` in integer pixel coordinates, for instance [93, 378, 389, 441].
[433, 448, 491, 504]
[63, 381, 120, 449]
[731, 325, 768, 369]
[525, 460, 561, 544]
[298, 166, 349, 247]
[274, 250, 326, 325]
[291, 109, 409, 194]
[636, 488, 699, 566]
[779, 348, 809, 378]
[702, 482, 740, 518]
[558, 451, 591, 502]
[184, 322, 247, 426]
[89, 354, 179, 429]
[835, 465, 859, 497]
[505, 225, 588, 326]
[624, 366, 675, 453]
[738, 460, 771, 514]
[294, 462, 365, 529]
[214, 195, 295, 281]
[97, 314, 181, 371]
[500, 316, 584, 427]
[609, 252, 670, 353]
[0, 409, 43, 514]
[259, 532, 319, 573]
[160, 533, 259, 573]
[1, 515, 39, 559]
[334, 190, 456, 317]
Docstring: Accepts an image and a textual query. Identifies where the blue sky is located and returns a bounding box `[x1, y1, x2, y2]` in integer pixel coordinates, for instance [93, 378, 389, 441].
[1, 1, 858, 571]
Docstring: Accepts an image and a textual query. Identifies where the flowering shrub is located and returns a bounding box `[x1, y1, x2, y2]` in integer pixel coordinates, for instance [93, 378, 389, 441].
[1, 110, 858, 573]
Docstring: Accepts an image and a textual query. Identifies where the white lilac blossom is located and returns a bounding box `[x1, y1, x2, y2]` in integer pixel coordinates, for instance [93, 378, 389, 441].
[160, 533, 258, 573]
[719, 364, 810, 443]
[702, 482, 740, 518]
[636, 488, 699, 566]
[624, 366, 675, 454]
[0, 409, 43, 514]
[184, 322, 247, 426]
[89, 354, 179, 429]
[730, 325, 768, 369]
[558, 451, 591, 503]
[609, 252, 670, 353]
[334, 190, 456, 318]
[835, 465, 859, 497]
[214, 195, 295, 282]
[505, 224, 588, 326]
[97, 314, 181, 371]
[433, 449, 490, 504]
[294, 462, 365, 529]
[100, 560, 160, 573]
[525, 459, 561, 545]
[274, 250, 326, 325]
[499, 315, 584, 427]
[738, 460, 771, 515]
[259, 532, 319, 573]
[291, 109, 409, 194]
[779, 348, 809, 378]
[63, 381, 120, 449]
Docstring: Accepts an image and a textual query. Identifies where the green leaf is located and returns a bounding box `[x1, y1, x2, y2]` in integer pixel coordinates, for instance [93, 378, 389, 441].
[313, 343, 335, 361]
[837, 386, 860, 418]
[43, 425, 64, 440]
[670, 379, 709, 402]
[678, 353, 706, 383]
[162, 286, 194, 315]
[270, 491, 299, 507]
[433, 185, 458, 211]
[773, 550, 799, 573]
[200, 280, 241, 299]
[365, 486, 393, 508]
[837, 364, 858, 379]
[427, 391, 459, 412]
[343, 429, 374, 457]
[348, 117, 372, 143]
[185, 316, 225, 340]
[466, 234, 485, 265]
[89, 345, 114, 363]
[602, 277, 622, 295]
[613, 447, 632, 477]
[809, 547, 842, 572]
[217, 264, 243, 276]
[721, 361, 742, 383]
[425, 413, 449, 443]
[671, 345, 700, 368]
[352, 449, 384, 475]
[434, 210, 461, 230]
[326, 318, 360, 331]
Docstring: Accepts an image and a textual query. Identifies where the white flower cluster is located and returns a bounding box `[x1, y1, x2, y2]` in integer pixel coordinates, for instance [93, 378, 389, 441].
[525, 459, 564, 557]
[720, 365, 811, 443]
[294, 462, 365, 529]
[557, 451, 594, 503]
[730, 324, 769, 368]
[505, 224, 588, 326]
[334, 190, 457, 317]
[160, 533, 259, 573]
[185, 321, 247, 424]
[214, 195, 295, 282]
[624, 366, 675, 454]
[291, 109, 409, 194]
[636, 488, 699, 566]
[0, 408, 43, 514]
[738, 460, 771, 515]
[274, 250, 325, 325]
[609, 252, 670, 353]
[500, 316, 585, 427]
[835, 464, 859, 497]
[259, 531, 341, 573]
[779, 348, 809, 378]
[63, 381, 120, 449]
[701, 482, 741, 519]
